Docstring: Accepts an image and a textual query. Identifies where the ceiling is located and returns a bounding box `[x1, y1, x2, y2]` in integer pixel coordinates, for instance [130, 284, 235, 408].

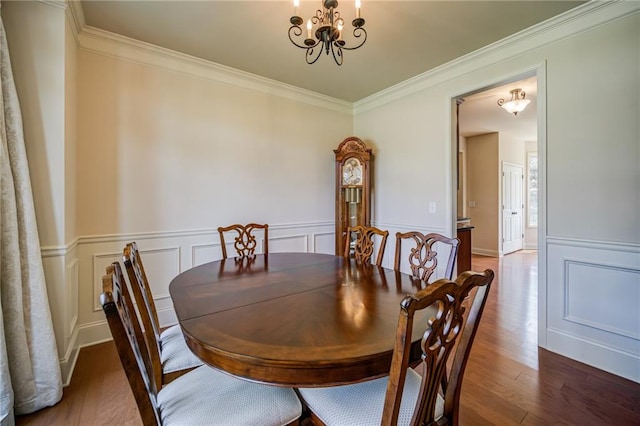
[80, 0, 584, 103]
[78, 1, 578, 141]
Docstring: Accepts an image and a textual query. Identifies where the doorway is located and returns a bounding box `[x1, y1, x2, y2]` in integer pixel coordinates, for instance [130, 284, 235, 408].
[455, 76, 538, 258]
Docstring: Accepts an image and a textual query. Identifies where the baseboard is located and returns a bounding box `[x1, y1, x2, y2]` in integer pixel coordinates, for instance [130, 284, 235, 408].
[58, 328, 80, 387]
[471, 247, 500, 257]
[77, 320, 114, 349]
[546, 328, 640, 384]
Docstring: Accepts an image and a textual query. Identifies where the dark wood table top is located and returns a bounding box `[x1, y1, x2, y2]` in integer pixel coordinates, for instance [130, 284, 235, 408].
[169, 252, 433, 387]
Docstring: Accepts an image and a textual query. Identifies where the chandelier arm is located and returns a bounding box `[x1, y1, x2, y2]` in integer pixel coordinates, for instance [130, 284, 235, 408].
[330, 42, 344, 66]
[288, 25, 320, 49]
[340, 27, 367, 51]
[306, 46, 324, 64]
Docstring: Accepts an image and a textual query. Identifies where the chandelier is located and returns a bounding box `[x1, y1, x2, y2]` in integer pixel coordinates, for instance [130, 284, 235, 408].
[288, 0, 367, 65]
[497, 88, 531, 116]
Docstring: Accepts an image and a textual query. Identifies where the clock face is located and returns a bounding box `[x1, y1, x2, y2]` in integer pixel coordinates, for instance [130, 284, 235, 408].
[342, 158, 363, 185]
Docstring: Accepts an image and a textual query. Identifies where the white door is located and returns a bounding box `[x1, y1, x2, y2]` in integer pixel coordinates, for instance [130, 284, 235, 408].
[502, 162, 524, 254]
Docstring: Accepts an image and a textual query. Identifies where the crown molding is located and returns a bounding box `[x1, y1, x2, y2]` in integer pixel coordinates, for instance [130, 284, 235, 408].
[66, 0, 85, 35]
[77, 26, 353, 115]
[354, 1, 640, 114]
[38, 0, 66, 10]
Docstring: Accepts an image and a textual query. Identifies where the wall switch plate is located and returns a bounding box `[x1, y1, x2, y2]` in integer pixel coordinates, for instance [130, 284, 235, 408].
[469, 201, 476, 208]
[429, 202, 436, 213]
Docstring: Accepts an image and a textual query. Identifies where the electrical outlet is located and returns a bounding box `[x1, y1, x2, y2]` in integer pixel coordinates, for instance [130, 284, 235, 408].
[469, 201, 476, 208]
[429, 202, 436, 213]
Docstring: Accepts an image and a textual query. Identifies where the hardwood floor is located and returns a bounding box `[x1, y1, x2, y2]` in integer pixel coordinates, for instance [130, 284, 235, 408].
[16, 252, 640, 425]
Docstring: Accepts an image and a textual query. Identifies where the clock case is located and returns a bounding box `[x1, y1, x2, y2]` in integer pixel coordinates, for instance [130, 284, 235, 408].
[334, 137, 372, 255]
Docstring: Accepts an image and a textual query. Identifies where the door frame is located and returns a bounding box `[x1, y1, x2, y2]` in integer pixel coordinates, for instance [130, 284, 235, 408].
[449, 62, 548, 348]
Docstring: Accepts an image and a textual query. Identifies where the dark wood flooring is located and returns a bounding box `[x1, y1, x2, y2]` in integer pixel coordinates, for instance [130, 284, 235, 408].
[16, 252, 640, 425]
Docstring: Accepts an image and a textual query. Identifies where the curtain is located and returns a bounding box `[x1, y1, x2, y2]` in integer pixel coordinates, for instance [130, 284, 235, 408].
[0, 3, 63, 424]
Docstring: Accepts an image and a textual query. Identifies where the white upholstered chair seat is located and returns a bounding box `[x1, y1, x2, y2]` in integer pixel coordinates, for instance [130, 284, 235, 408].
[158, 364, 302, 425]
[159, 324, 203, 373]
[298, 369, 444, 426]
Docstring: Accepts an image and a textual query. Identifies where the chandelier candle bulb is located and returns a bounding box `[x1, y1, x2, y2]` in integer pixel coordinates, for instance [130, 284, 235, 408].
[356, 0, 361, 18]
[293, 0, 299, 16]
[338, 22, 343, 40]
[307, 19, 313, 38]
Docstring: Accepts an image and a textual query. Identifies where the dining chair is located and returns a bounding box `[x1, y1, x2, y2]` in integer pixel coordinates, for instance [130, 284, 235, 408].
[218, 223, 269, 259]
[344, 225, 389, 266]
[123, 242, 202, 386]
[298, 269, 494, 426]
[100, 262, 302, 426]
[394, 232, 460, 283]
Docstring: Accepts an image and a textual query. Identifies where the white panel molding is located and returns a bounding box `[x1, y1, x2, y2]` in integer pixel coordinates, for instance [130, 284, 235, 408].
[312, 232, 334, 252]
[77, 26, 352, 114]
[76, 221, 332, 246]
[563, 259, 640, 340]
[270, 234, 309, 248]
[547, 236, 640, 253]
[372, 222, 448, 236]
[91, 251, 123, 312]
[136, 246, 181, 300]
[66, 258, 79, 338]
[546, 239, 640, 384]
[354, 2, 640, 114]
[41, 237, 79, 258]
[191, 242, 222, 267]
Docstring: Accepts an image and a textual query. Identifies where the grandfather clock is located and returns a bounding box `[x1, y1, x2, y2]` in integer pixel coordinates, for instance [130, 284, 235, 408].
[334, 137, 372, 255]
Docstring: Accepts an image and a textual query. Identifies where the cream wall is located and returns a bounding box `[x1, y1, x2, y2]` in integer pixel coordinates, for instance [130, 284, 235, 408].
[354, 5, 640, 382]
[76, 50, 349, 235]
[64, 12, 77, 245]
[466, 133, 499, 256]
[3, 1, 67, 247]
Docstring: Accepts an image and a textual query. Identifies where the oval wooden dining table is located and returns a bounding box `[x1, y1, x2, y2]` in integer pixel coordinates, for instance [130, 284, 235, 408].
[169, 252, 434, 387]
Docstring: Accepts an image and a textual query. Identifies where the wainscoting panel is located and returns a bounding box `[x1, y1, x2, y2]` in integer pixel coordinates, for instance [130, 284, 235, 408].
[77, 222, 334, 353]
[66, 258, 79, 338]
[270, 234, 308, 253]
[546, 238, 640, 383]
[192, 243, 220, 267]
[92, 251, 123, 312]
[564, 260, 639, 340]
[312, 232, 335, 255]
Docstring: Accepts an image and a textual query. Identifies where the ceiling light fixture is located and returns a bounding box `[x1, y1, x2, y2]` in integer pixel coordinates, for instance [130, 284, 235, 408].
[289, 0, 366, 65]
[497, 88, 531, 116]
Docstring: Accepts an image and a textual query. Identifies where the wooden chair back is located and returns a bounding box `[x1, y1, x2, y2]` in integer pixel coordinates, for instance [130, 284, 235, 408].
[123, 242, 164, 387]
[344, 225, 389, 266]
[100, 262, 161, 425]
[381, 269, 494, 426]
[217, 223, 269, 259]
[394, 232, 460, 283]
